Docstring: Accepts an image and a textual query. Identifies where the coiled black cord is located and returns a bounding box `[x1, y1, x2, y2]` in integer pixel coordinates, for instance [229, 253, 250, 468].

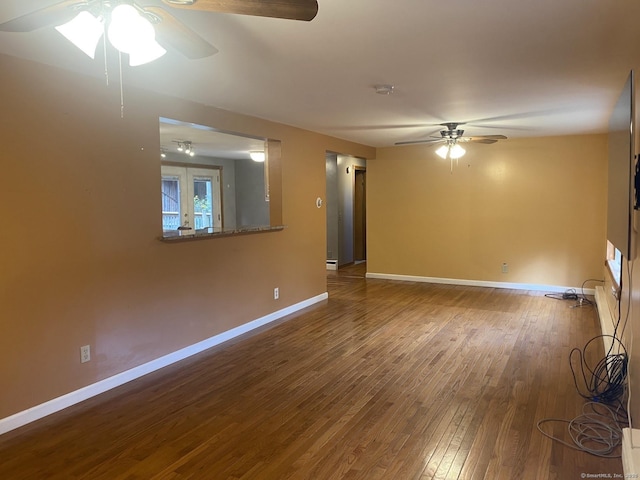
[570, 335, 628, 404]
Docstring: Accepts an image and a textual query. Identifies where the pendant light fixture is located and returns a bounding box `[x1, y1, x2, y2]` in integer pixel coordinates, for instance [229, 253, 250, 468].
[249, 151, 266, 162]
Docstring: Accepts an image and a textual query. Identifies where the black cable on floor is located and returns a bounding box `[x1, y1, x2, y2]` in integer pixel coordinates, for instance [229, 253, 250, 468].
[570, 335, 628, 404]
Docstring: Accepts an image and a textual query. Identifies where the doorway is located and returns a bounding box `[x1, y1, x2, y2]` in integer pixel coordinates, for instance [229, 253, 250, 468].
[325, 154, 366, 269]
[353, 167, 366, 262]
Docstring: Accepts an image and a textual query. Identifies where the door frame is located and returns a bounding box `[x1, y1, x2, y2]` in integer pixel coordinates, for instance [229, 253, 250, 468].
[352, 165, 366, 262]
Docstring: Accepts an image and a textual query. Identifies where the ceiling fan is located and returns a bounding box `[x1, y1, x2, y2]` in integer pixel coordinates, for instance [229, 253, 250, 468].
[0, 0, 319, 62]
[395, 122, 507, 147]
[396, 122, 508, 172]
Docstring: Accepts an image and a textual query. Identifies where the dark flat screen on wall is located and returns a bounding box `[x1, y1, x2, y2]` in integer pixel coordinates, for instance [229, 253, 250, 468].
[607, 71, 635, 260]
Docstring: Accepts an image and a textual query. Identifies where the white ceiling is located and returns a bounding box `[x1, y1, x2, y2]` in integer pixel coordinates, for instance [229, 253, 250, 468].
[2, 0, 640, 148]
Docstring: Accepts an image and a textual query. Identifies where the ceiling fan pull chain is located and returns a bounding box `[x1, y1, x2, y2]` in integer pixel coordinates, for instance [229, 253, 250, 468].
[119, 51, 124, 119]
[103, 22, 109, 87]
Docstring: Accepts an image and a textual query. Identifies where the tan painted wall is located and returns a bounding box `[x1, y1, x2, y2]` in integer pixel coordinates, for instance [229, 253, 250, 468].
[368, 135, 608, 287]
[0, 54, 374, 419]
[0, 52, 614, 424]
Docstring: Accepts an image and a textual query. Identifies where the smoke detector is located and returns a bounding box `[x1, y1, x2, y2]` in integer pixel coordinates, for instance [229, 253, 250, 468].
[374, 84, 395, 95]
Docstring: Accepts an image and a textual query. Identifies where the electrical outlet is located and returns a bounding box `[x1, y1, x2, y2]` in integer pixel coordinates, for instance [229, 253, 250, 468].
[502, 263, 509, 274]
[80, 345, 91, 363]
[274, 287, 279, 300]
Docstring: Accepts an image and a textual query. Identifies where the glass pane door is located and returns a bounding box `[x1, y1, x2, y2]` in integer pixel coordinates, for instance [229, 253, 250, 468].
[193, 177, 213, 229]
[188, 167, 222, 230]
[161, 176, 181, 231]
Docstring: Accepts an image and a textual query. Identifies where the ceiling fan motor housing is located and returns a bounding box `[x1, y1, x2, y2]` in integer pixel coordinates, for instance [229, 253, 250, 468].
[442, 129, 464, 139]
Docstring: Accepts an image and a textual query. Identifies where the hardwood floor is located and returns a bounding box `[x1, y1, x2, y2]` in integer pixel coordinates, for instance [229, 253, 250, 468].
[0, 263, 624, 479]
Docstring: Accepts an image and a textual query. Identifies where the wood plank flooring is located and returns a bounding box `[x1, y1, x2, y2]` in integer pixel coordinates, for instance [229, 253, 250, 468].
[0, 263, 625, 479]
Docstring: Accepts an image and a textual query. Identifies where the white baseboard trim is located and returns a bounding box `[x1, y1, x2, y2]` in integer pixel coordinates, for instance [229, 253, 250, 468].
[365, 272, 596, 295]
[0, 292, 328, 436]
[623, 428, 640, 477]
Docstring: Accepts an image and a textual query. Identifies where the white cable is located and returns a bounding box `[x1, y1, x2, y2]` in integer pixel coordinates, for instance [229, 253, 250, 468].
[537, 402, 624, 458]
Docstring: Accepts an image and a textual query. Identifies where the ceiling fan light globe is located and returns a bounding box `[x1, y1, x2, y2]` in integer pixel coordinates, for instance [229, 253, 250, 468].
[55, 11, 104, 59]
[449, 144, 466, 159]
[128, 39, 166, 66]
[435, 145, 449, 159]
[108, 4, 149, 54]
